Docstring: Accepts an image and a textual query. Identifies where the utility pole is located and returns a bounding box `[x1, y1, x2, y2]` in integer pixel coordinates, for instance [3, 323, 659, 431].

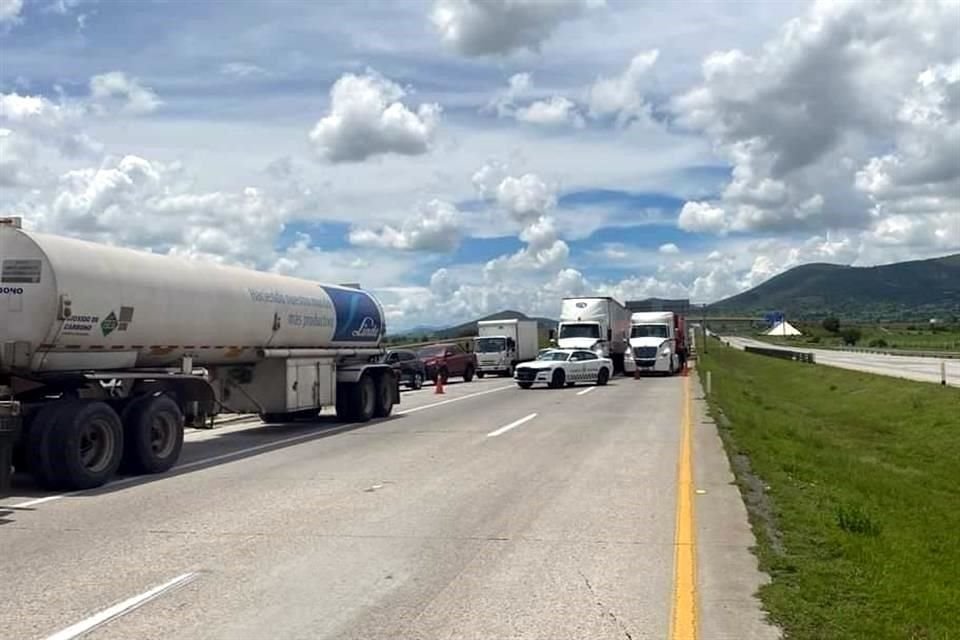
[702, 303, 708, 354]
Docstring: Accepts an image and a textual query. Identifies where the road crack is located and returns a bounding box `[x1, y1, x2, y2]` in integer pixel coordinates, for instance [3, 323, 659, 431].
[579, 570, 634, 640]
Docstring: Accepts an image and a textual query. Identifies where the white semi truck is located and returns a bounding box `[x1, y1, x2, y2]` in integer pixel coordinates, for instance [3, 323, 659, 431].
[555, 297, 633, 374]
[630, 311, 688, 375]
[472, 319, 539, 377]
[0, 220, 398, 491]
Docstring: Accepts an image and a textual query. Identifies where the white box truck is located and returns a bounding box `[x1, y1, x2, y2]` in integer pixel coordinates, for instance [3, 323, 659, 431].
[0, 220, 398, 491]
[473, 319, 539, 377]
[630, 311, 687, 375]
[555, 297, 633, 374]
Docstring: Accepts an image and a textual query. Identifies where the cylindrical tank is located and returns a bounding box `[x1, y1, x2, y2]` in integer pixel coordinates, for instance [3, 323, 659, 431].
[0, 227, 386, 372]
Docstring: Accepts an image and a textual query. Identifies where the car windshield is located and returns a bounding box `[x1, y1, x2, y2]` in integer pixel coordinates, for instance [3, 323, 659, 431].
[539, 351, 570, 361]
[631, 324, 669, 338]
[475, 337, 506, 353]
[417, 346, 445, 358]
[558, 323, 600, 339]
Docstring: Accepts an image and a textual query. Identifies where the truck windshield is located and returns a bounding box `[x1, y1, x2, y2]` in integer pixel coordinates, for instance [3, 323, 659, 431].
[559, 323, 600, 339]
[475, 337, 506, 353]
[631, 324, 669, 338]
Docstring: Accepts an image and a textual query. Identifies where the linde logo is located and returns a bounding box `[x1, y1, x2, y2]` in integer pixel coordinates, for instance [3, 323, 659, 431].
[352, 316, 380, 338]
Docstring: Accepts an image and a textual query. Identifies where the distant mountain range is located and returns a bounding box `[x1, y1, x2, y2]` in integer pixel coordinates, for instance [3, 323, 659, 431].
[389, 310, 556, 341]
[709, 253, 960, 319]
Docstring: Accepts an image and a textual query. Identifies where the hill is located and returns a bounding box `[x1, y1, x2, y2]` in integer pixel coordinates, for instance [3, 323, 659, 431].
[710, 253, 960, 320]
[388, 310, 556, 343]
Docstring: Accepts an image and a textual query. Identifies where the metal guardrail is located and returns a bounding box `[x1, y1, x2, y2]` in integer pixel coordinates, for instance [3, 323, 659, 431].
[744, 345, 816, 364]
[829, 346, 960, 359]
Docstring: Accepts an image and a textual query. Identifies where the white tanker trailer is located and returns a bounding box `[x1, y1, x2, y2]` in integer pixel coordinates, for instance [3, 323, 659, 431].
[0, 218, 399, 491]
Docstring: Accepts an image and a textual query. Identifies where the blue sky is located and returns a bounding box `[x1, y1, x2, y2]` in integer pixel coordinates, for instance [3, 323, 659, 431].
[1, 0, 957, 329]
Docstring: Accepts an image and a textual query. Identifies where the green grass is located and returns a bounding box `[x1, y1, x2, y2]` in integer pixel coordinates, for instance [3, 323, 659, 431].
[698, 341, 960, 640]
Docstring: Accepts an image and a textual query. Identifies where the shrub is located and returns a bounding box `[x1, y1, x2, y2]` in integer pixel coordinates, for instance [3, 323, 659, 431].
[868, 338, 888, 348]
[840, 327, 862, 345]
[822, 317, 841, 333]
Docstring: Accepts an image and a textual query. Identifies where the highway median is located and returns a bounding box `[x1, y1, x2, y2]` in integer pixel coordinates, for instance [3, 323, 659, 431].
[698, 340, 960, 640]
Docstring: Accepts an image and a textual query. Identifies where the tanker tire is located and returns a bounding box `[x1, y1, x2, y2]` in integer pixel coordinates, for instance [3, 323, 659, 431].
[373, 372, 395, 418]
[123, 395, 184, 475]
[350, 375, 376, 422]
[49, 401, 123, 490]
[26, 402, 72, 489]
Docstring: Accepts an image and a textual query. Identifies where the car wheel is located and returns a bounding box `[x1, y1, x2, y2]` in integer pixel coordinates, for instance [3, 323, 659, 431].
[476, 371, 485, 379]
[411, 372, 424, 390]
[463, 365, 474, 382]
[549, 369, 565, 389]
[597, 368, 610, 386]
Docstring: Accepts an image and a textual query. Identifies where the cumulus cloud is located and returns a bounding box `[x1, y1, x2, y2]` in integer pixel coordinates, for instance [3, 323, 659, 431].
[349, 199, 462, 252]
[658, 242, 679, 254]
[89, 72, 162, 115]
[0, 0, 23, 25]
[4, 154, 287, 266]
[494, 172, 557, 223]
[516, 96, 584, 128]
[588, 49, 659, 125]
[672, 0, 960, 246]
[678, 201, 727, 233]
[431, 0, 604, 57]
[0, 128, 38, 186]
[309, 69, 441, 163]
[489, 73, 584, 127]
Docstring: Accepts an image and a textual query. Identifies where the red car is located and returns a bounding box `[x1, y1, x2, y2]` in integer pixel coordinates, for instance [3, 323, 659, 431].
[416, 343, 477, 383]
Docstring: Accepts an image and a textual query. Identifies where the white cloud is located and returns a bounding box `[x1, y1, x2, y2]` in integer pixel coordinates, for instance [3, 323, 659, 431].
[89, 72, 162, 115]
[658, 242, 679, 254]
[349, 199, 462, 252]
[588, 49, 659, 125]
[672, 0, 960, 246]
[515, 96, 585, 128]
[4, 154, 288, 266]
[494, 172, 557, 223]
[308, 69, 441, 163]
[0, 0, 22, 25]
[489, 73, 584, 128]
[220, 62, 268, 78]
[0, 128, 39, 186]
[431, 0, 605, 57]
[678, 201, 727, 233]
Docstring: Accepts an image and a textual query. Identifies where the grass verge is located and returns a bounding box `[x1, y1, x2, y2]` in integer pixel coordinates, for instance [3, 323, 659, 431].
[698, 341, 960, 640]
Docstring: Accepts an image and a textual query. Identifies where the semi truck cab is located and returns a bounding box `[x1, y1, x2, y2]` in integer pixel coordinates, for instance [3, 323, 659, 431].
[630, 311, 684, 375]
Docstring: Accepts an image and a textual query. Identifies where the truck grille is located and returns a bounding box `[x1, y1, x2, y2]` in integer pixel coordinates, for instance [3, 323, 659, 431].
[514, 367, 538, 382]
[636, 359, 656, 368]
[634, 346, 657, 359]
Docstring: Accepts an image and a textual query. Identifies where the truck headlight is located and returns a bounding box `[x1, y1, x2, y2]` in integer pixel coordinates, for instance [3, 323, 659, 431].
[660, 347, 671, 357]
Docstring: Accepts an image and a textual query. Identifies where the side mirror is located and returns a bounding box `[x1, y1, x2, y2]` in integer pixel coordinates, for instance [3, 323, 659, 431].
[549, 329, 556, 340]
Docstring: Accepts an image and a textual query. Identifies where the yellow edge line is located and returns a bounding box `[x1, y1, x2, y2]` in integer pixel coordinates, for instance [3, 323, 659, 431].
[670, 373, 698, 639]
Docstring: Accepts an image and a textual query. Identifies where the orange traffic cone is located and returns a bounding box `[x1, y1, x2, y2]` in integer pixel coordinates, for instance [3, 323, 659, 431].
[435, 372, 446, 394]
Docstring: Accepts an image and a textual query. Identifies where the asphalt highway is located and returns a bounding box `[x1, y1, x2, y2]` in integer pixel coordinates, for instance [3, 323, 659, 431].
[1, 374, 777, 640]
[721, 336, 960, 387]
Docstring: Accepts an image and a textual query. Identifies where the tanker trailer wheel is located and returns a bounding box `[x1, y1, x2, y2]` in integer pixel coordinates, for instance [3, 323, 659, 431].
[122, 395, 184, 475]
[26, 402, 73, 489]
[48, 401, 124, 490]
[373, 371, 395, 418]
[338, 375, 376, 423]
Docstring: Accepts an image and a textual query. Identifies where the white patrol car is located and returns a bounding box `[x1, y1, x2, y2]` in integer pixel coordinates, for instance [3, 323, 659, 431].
[514, 349, 612, 389]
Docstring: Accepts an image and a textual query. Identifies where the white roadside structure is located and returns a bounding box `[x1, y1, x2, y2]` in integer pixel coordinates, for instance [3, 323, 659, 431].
[765, 321, 802, 336]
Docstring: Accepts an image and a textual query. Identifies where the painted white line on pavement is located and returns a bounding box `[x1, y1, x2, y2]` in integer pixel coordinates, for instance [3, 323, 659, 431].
[398, 385, 514, 415]
[7, 384, 516, 510]
[9, 494, 67, 508]
[576, 386, 596, 396]
[44, 572, 199, 640]
[486, 412, 538, 438]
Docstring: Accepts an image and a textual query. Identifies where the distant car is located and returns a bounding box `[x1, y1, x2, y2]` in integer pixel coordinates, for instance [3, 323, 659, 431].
[514, 349, 612, 389]
[416, 343, 477, 383]
[381, 349, 427, 390]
